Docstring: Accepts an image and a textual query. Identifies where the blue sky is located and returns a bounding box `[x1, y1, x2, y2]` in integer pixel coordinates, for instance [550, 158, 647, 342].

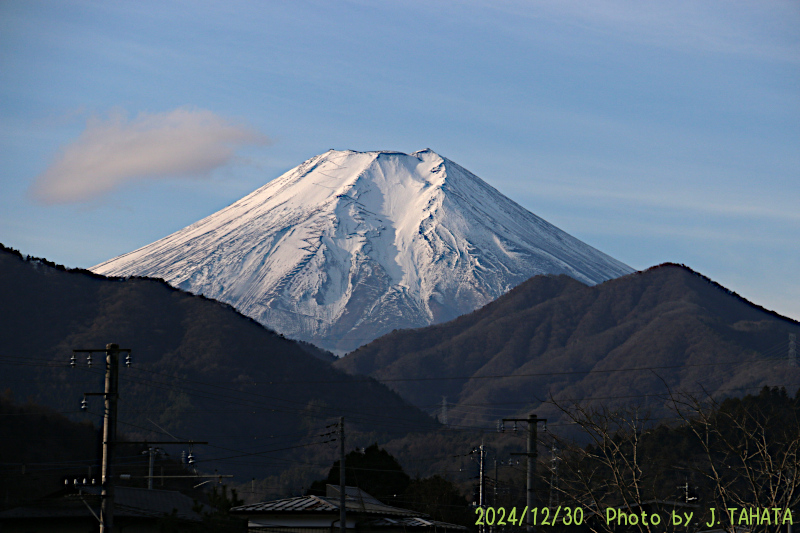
[1, 0, 799, 319]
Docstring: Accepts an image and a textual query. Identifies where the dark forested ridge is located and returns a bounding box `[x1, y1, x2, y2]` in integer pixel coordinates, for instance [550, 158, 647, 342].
[335, 264, 800, 425]
[0, 244, 436, 483]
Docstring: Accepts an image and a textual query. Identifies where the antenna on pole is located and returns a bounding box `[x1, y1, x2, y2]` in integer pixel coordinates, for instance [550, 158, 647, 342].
[549, 444, 559, 508]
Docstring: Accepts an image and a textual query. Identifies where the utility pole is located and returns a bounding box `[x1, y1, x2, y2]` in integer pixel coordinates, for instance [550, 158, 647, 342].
[339, 416, 346, 533]
[144, 448, 164, 490]
[441, 396, 448, 427]
[503, 414, 547, 533]
[479, 442, 485, 514]
[527, 415, 535, 533]
[790, 333, 797, 367]
[494, 457, 498, 506]
[74, 343, 129, 533]
[100, 343, 118, 533]
[467, 442, 486, 533]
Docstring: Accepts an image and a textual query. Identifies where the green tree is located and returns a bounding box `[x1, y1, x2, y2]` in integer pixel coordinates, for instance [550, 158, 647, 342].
[308, 443, 411, 504]
[189, 485, 246, 533]
[402, 474, 472, 525]
[309, 443, 471, 525]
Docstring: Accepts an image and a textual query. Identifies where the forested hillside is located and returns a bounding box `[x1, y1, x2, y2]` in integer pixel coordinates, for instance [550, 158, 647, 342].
[337, 264, 800, 426]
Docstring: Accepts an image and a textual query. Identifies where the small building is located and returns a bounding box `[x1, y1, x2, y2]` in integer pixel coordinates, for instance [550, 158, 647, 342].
[231, 485, 468, 533]
[0, 485, 202, 532]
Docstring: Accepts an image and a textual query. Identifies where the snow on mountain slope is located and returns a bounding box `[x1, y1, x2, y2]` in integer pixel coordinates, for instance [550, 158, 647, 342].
[92, 149, 634, 353]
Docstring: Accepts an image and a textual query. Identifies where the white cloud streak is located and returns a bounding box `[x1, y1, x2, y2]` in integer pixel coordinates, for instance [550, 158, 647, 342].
[29, 108, 270, 204]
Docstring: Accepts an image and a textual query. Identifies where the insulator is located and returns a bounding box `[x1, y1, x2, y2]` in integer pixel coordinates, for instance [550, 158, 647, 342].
[543, 421, 547, 433]
[87, 354, 92, 367]
[188, 453, 195, 465]
[70, 354, 76, 368]
[125, 353, 131, 367]
[80, 397, 87, 411]
[513, 421, 518, 433]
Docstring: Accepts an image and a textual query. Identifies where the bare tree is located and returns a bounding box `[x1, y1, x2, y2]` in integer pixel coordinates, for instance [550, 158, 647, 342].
[668, 387, 800, 533]
[545, 386, 800, 533]
[546, 400, 669, 533]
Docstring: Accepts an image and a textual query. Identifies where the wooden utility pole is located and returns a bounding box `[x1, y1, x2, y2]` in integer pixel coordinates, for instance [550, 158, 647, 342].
[74, 344, 129, 533]
[100, 343, 119, 533]
[339, 416, 346, 533]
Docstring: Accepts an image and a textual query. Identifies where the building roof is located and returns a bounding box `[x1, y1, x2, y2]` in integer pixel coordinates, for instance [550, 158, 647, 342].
[231, 485, 422, 518]
[366, 516, 469, 531]
[0, 486, 201, 522]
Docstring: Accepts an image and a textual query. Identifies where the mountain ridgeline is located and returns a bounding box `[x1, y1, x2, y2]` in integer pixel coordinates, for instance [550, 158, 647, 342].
[335, 264, 800, 426]
[0, 244, 436, 482]
[91, 149, 633, 353]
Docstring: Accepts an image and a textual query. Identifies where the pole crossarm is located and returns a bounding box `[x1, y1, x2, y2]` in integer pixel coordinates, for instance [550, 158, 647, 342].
[72, 348, 132, 353]
[123, 441, 209, 445]
[135, 475, 234, 479]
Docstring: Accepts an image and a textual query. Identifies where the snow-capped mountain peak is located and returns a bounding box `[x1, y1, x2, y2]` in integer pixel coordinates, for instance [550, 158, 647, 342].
[92, 149, 634, 353]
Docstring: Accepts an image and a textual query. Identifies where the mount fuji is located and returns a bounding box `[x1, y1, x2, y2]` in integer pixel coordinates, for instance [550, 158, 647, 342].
[92, 149, 634, 353]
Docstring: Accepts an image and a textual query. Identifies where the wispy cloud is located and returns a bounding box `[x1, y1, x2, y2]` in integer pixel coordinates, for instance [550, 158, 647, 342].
[29, 108, 270, 204]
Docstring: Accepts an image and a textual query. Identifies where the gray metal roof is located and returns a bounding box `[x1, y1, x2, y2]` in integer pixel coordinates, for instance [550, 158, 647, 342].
[366, 516, 469, 531]
[231, 486, 422, 517]
[233, 495, 338, 514]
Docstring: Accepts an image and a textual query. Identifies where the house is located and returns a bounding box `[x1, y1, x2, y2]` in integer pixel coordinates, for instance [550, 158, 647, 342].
[230, 484, 468, 533]
[0, 484, 202, 532]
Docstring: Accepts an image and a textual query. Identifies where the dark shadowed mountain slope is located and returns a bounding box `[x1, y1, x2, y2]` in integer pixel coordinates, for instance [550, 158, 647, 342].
[0, 245, 436, 481]
[0, 395, 218, 508]
[334, 264, 800, 426]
